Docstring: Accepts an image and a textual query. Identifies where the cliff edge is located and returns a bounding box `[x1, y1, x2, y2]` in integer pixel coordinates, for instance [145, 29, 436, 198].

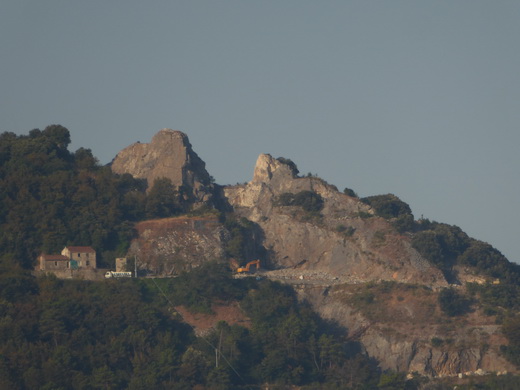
[111, 129, 213, 204]
[225, 153, 446, 287]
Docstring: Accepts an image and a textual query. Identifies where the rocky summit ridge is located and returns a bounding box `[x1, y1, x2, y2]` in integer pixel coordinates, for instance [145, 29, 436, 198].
[110, 130, 517, 377]
[225, 153, 446, 287]
[111, 129, 213, 203]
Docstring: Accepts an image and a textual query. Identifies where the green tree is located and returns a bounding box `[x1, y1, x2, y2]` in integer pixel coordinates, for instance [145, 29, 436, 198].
[438, 288, 472, 317]
[145, 177, 181, 218]
[343, 187, 358, 197]
[42, 124, 71, 148]
[378, 371, 407, 390]
[361, 194, 412, 219]
[74, 147, 98, 170]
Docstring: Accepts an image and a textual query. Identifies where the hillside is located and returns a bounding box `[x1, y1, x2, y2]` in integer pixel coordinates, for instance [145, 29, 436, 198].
[2, 126, 520, 388]
[116, 130, 520, 379]
[220, 153, 519, 377]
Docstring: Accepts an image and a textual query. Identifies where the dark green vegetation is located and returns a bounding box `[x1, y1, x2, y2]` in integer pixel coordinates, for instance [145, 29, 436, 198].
[359, 193, 520, 365]
[275, 190, 325, 224]
[411, 221, 520, 287]
[360, 193, 520, 285]
[276, 190, 324, 213]
[151, 264, 383, 388]
[343, 187, 358, 198]
[223, 217, 264, 263]
[438, 288, 473, 317]
[276, 190, 324, 214]
[0, 261, 386, 389]
[0, 127, 190, 269]
[361, 194, 412, 220]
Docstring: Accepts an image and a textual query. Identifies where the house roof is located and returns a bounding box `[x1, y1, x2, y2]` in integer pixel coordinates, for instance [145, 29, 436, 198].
[64, 246, 96, 253]
[40, 254, 69, 261]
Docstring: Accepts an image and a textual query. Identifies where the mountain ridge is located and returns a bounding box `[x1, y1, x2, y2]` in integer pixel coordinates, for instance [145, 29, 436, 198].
[1, 126, 519, 385]
[109, 129, 519, 377]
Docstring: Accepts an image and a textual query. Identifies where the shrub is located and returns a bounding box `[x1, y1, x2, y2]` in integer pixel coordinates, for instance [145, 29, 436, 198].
[294, 191, 324, 212]
[412, 231, 444, 267]
[276, 191, 324, 213]
[351, 290, 375, 306]
[438, 288, 472, 317]
[361, 194, 412, 219]
[223, 217, 256, 261]
[431, 337, 443, 347]
[336, 224, 355, 237]
[412, 223, 470, 270]
[458, 240, 520, 284]
[392, 214, 415, 233]
[355, 211, 373, 219]
[343, 187, 358, 197]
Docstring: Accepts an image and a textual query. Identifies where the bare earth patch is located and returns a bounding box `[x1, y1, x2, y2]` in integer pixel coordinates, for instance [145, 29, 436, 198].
[175, 301, 251, 336]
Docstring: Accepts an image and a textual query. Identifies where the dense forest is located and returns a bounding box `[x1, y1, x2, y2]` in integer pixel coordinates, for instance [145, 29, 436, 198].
[0, 261, 385, 389]
[2, 127, 520, 389]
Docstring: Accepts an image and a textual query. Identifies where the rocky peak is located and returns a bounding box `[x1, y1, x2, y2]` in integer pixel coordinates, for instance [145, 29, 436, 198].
[252, 154, 295, 184]
[111, 129, 213, 203]
[225, 154, 446, 287]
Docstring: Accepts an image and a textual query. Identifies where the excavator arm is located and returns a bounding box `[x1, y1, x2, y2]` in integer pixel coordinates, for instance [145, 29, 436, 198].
[237, 260, 260, 273]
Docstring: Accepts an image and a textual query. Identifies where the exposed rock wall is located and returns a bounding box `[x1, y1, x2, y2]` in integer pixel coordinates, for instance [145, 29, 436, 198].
[111, 129, 213, 203]
[224, 154, 446, 287]
[128, 216, 227, 275]
[113, 141, 516, 377]
[298, 285, 516, 377]
[223, 153, 518, 377]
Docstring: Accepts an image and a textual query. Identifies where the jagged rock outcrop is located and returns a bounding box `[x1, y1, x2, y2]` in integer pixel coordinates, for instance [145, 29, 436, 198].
[222, 154, 519, 377]
[224, 153, 446, 286]
[111, 129, 213, 203]
[116, 143, 516, 378]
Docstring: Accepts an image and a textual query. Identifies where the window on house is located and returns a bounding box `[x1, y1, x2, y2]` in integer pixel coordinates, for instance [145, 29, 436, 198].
[67, 262, 69, 268]
[86, 260, 90, 266]
[77, 253, 80, 258]
[55, 261, 58, 266]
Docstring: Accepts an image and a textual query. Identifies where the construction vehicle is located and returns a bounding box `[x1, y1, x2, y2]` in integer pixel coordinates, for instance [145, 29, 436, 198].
[229, 258, 240, 272]
[236, 260, 260, 274]
[105, 271, 132, 278]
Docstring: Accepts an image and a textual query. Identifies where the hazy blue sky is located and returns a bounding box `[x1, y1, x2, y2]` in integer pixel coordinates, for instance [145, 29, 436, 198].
[2, 1, 519, 263]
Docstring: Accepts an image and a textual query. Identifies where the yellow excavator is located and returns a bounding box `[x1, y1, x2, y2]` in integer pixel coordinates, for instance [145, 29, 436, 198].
[236, 260, 261, 274]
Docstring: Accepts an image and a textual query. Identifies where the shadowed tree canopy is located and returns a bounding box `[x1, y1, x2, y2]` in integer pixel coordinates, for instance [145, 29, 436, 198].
[145, 177, 182, 219]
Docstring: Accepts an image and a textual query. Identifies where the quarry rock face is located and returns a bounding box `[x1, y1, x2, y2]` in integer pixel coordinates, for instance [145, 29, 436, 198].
[299, 285, 516, 377]
[223, 154, 518, 376]
[111, 129, 213, 203]
[128, 216, 227, 275]
[224, 153, 446, 287]
[119, 145, 515, 377]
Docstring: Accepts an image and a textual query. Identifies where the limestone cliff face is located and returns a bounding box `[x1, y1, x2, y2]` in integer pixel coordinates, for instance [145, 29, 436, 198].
[224, 154, 446, 287]
[111, 129, 213, 203]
